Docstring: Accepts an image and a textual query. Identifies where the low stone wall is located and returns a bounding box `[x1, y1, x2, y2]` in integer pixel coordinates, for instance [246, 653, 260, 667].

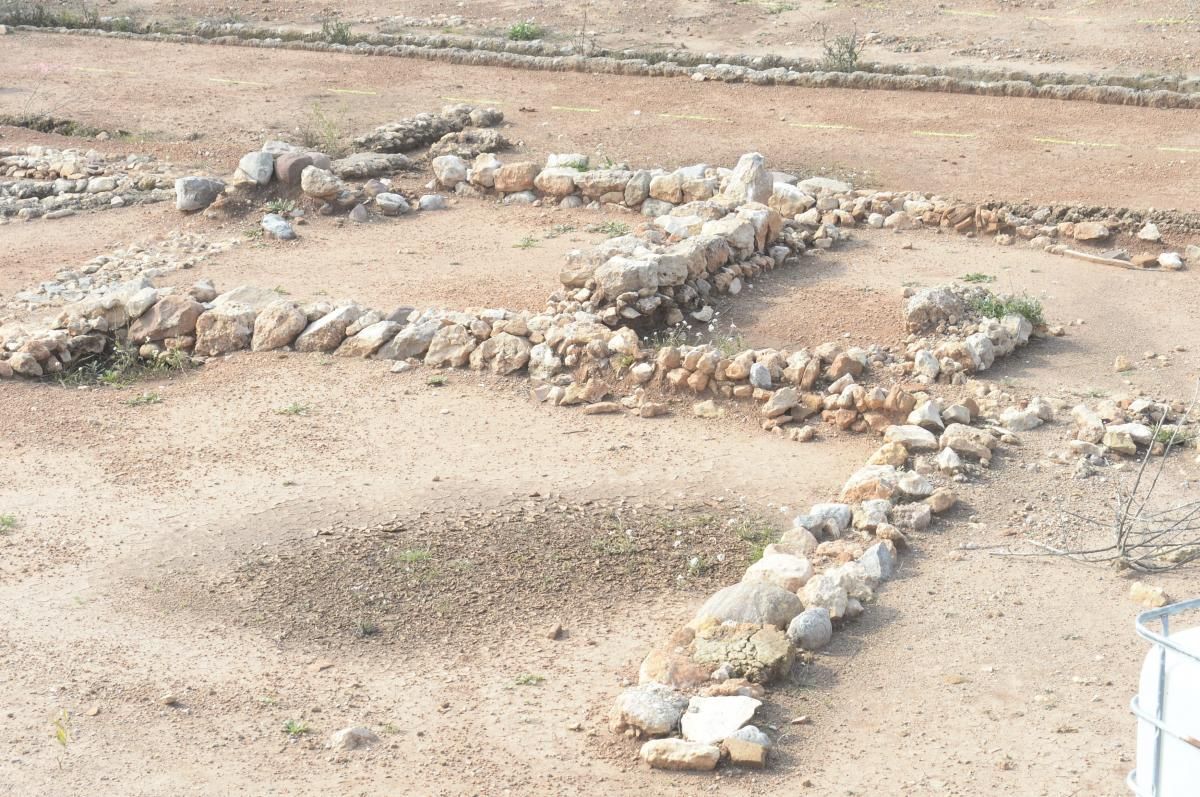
[0, 146, 178, 221]
[15, 24, 1200, 110]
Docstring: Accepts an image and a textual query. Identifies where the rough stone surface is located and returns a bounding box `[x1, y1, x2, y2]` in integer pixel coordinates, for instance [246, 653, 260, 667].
[786, 607, 833, 651]
[680, 695, 761, 745]
[690, 581, 803, 630]
[174, 176, 225, 211]
[610, 683, 689, 738]
[251, 300, 307, 351]
[639, 739, 720, 771]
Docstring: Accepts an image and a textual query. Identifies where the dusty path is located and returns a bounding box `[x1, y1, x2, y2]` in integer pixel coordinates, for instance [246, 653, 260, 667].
[2, 32, 1198, 210]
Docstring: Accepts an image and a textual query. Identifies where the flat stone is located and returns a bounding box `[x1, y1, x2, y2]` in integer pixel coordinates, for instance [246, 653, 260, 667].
[639, 739, 720, 771]
[680, 695, 761, 745]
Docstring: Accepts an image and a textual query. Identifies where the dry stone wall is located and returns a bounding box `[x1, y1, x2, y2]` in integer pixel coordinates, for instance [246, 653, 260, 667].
[17, 24, 1200, 110]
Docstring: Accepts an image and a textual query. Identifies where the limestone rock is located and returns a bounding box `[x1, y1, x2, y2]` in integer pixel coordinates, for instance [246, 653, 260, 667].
[468, 331, 532, 374]
[787, 607, 833, 651]
[237, 151, 275, 185]
[261, 213, 296, 240]
[251, 300, 308, 351]
[722, 153, 772, 204]
[424, 323, 477, 367]
[1073, 221, 1110, 241]
[327, 726, 380, 751]
[690, 581, 803, 630]
[742, 553, 814, 592]
[858, 542, 895, 583]
[840, 465, 899, 502]
[493, 161, 539, 193]
[610, 683, 688, 738]
[639, 738, 720, 771]
[800, 573, 849, 620]
[431, 155, 468, 187]
[926, 487, 958, 514]
[689, 622, 794, 683]
[1130, 581, 1169, 608]
[376, 319, 439, 360]
[294, 306, 363, 353]
[337, 320, 402, 358]
[127, 295, 203, 342]
[884, 425, 938, 451]
[193, 304, 256, 356]
[299, 166, 344, 199]
[375, 192, 410, 216]
[681, 695, 761, 745]
[904, 287, 968, 333]
[939, 423, 997, 460]
[174, 176, 225, 211]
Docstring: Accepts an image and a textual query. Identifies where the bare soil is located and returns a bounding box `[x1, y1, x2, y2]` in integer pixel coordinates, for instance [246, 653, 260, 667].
[2, 19, 1200, 797]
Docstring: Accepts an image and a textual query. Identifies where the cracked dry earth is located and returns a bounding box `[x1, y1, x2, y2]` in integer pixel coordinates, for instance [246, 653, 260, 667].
[2, 208, 1199, 794]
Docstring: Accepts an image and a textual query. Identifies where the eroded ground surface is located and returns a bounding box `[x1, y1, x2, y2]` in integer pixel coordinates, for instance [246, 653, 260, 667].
[2, 15, 1200, 797]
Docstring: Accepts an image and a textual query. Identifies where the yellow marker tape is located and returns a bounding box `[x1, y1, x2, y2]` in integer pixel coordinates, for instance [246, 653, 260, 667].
[657, 112, 728, 122]
[74, 66, 139, 75]
[1033, 136, 1118, 148]
[943, 9, 998, 18]
[441, 96, 504, 105]
[1158, 146, 1200, 154]
[209, 77, 270, 87]
[790, 122, 863, 131]
[913, 130, 976, 139]
[551, 105, 601, 113]
[327, 88, 377, 95]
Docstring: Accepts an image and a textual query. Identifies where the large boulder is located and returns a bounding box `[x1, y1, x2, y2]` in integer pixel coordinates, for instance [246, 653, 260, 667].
[594, 256, 658, 298]
[127, 295, 203, 342]
[689, 581, 803, 630]
[839, 465, 899, 502]
[610, 683, 688, 738]
[533, 167, 579, 197]
[787, 607, 833, 651]
[251, 300, 308, 351]
[174, 176, 225, 211]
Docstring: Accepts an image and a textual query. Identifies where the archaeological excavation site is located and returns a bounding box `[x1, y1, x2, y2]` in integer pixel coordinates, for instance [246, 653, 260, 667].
[2, 2, 1199, 795]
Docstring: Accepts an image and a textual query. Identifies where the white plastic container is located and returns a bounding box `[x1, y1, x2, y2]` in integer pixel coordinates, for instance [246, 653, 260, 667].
[1130, 601, 1200, 797]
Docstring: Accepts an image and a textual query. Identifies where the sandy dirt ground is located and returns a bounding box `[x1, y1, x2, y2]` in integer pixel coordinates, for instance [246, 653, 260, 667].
[101, 0, 1200, 80]
[2, 32, 1199, 211]
[3, 20, 1200, 797]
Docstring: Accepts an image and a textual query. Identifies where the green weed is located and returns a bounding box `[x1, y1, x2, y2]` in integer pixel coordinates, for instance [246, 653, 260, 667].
[123, 391, 162, 406]
[960, 272, 996, 283]
[514, 673, 545, 686]
[507, 20, 545, 40]
[970, 292, 1045, 326]
[282, 719, 310, 737]
[275, 402, 312, 416]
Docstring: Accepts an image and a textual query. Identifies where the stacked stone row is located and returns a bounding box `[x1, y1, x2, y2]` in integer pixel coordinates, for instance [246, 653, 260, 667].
[32, 25, 1200, 110]
[0, 146, 177, 221]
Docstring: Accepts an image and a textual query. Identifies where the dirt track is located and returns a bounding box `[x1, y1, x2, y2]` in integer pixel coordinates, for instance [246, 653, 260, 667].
[2, 31, 1199, 210]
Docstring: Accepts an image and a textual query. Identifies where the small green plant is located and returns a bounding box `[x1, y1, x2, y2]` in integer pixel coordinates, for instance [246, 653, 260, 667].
[712, 330, 746, 358]
[266, 198, 297, 215]
[961, 272, 996, 283]
[514, 673, 545, 686]
[544, 224, 576, 238]
[354, 618, 380, 638]
[52, 709, 71, 749]
[275, 402, 312, 416]
[0, 514, 16, 533]
[592, 534, 637, 556]
[282, 719, 310, 738]
[969, 292, 1045, 326]
[820, 23, 864, 72]
[58, 342, 191, 388]
[731, 519, 779, 563]
[614, 354, 636, 369]
[1155, 427, 1196, 447]
[427, 375, 448, 387]
[395, 548, 431, 564]
[507, 20, 545, 40]
[764, 2, 795, 14]
[319, 17, 352, 44]
[272, 285, 290, 295]
[124, 391, 162, 406]
[297, 103, 347, 158]
[513, 234, 540, 249]
[588, 220, 631, 238]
